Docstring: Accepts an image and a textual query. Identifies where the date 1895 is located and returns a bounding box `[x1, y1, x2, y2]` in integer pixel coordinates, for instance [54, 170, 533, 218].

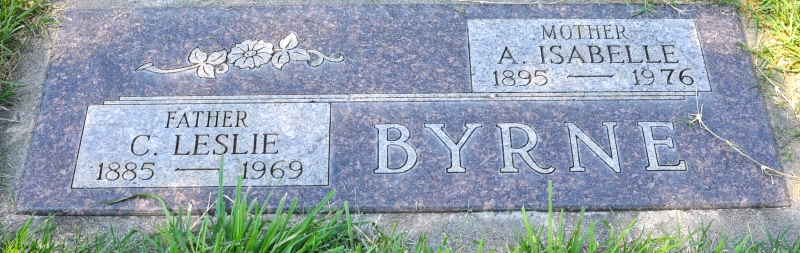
[493, 69, 549, 86]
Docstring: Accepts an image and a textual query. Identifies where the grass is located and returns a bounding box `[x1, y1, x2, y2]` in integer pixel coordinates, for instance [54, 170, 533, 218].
[738, 0, 800, 118]
[734, 0, 800, 195]
[3, 177, 800, 252]
[0, 0, 54, 110]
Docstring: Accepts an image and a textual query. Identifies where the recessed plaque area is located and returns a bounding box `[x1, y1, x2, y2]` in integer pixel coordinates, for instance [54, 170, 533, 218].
[469, 19, 710, 97]
[17, 5, 788, 215]
[72, 103, 330, 188]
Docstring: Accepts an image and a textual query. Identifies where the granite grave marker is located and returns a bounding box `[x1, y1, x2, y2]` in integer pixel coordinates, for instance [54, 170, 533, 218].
[18, 5, 788, 214]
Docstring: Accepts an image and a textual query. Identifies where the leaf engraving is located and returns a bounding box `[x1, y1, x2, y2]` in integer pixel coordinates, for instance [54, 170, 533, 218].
[289, 49, 311, 61]
[207, 50, 227, 65]
[272, 52, 291, 70]
[198, 64, 216, 78]
[188, 48, 207, 64]
[280, 33, 299, 50]
[306, 49, 345, 67]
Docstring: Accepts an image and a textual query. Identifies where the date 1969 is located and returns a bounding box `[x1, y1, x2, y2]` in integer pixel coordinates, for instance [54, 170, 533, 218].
[242, 160, 303, 179]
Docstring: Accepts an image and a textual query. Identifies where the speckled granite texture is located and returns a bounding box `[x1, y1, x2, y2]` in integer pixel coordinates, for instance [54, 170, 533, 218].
[18, 5, 788, 215]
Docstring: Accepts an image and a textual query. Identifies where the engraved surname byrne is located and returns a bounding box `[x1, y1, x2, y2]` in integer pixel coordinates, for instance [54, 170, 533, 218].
[373, 121, 685, 175]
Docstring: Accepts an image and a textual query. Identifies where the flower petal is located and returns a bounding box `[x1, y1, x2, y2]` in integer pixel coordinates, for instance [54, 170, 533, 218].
[243, 57, 255, 69]
[256, 43, 274, 55]
[242, 40, 257, 51]
[230, 46, 245, 55]
[252, 55, 268, 67]
[251, 40, 272, 52]
[234, 57, 249, 69]
[256, 51, 273, 61]
[228, 47, 245, 64]
[188, 47, 207, 64]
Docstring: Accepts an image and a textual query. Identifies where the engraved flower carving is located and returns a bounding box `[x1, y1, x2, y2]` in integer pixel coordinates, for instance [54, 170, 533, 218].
[136, 32, 345, 79]
[227, 40, 273, 69]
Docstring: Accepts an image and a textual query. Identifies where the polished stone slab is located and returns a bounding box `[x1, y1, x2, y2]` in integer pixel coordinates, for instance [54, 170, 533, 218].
[18, 4, 788, 215]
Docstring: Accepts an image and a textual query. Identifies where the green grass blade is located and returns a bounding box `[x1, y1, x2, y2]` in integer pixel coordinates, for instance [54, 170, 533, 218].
[547, 180, 553, 253]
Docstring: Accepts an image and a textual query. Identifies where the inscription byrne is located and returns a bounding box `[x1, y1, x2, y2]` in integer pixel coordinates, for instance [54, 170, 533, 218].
[72, 103, 330, 188]
[373, 121, 685, 175]
[469, 19, 710, 94]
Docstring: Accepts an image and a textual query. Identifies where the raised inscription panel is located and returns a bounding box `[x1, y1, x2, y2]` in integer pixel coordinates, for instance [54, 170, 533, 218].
[18, 5, 788, 215]
[469, 19, 710, 97]
[72, 103, 330, 188]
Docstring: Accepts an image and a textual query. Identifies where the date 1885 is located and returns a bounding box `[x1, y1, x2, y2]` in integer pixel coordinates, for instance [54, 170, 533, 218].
[96, 162, 154, 181]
